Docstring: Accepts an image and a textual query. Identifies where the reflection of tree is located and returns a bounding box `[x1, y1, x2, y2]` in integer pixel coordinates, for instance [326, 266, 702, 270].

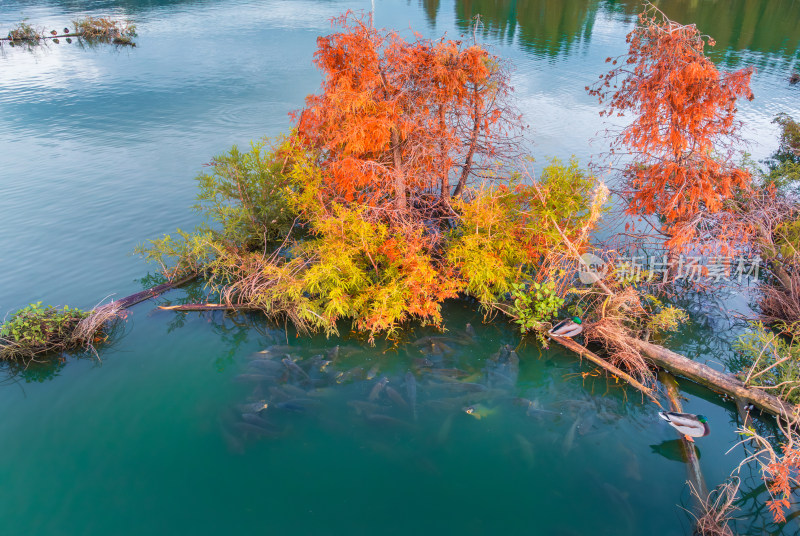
[439, 0, 799, 65]
[420, 0, 440, 26]
[515, 0, 595, 57]
[454, 0, 519, 44]
[450, 0, 596, 57]
[1, 358, 66, 385]
[638, 0, 800, 64]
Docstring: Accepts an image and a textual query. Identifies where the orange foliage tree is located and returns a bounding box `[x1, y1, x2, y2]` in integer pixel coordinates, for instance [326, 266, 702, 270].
[589, 5, 754, 251]
[294, 12, 523, 213]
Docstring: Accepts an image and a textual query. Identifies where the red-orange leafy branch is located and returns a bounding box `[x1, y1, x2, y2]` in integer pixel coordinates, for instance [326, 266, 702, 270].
[294, 12, 523, 213]
[589, 4, 754, 250]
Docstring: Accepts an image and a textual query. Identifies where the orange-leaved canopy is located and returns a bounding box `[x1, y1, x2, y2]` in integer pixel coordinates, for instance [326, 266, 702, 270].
[294, 11, 523, 213]
[589, 4, 754, 251]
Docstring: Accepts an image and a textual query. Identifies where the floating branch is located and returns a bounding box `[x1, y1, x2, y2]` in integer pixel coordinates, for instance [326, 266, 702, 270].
[0, 17, 136, 47]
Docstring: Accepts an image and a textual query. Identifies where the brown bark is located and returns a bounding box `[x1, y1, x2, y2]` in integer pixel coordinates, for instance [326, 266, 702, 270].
[438, 105, 449, 200]
[391, 127, 406, 210]
[452, 82, 481, 198]
[628, 336, 795, 419]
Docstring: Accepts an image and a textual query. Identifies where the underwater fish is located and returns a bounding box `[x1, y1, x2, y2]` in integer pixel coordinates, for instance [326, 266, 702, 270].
[462, 404, 496, 420]
[281, 384, 309, 398]
[236, 401, 269, 414]
[274, 401, 306, 412]
[269, 386, 292, 402]
[514, 397, 560, 417]
[366, 413, 413, 429]
[233, 422, 280, 438]
[247, 359, 283, 374]
[366, 364, 381, 380]
[233, 373, 277, 383]
[563, 416, 581, 452]
[437, 413, 454, 444]
[412, 358, 434, 369]
[282, 358, 311, 383]
[434, 381, 487, 393]
[221, 425, 245, 454]
[419, 343, 444, 359]
[405, 372, 417, 421]
[347, 400, 384, 416]
[386, 386, 408, 408]
[601, 482, 635, 534]
[241, 412, 279, 430]
[266, 345, 293, 354]
[336, 366, 365, 384]
[465, 323, 475, 338]
[514, 433, 535, 468]
[428, 368, 471, 379]
[424, 398, 463, 411]
[368, 376, 389, 402]
[489, 345, 511, 362]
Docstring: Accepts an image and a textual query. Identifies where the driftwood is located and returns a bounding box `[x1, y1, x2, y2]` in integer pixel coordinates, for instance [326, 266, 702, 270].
[627, 336, 795, 419]
[660, 371, 708, 500]
[551, 335, 662, 407]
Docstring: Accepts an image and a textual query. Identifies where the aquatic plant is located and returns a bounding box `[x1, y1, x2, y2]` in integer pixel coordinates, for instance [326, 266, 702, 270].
[0, 302, 122, 361]
[6, 21, 43, 43]
[731, 323, 800, 406]
[73, 17, 136, 45]
[509, 281, 563, 334]
[589, 3, 754, 253]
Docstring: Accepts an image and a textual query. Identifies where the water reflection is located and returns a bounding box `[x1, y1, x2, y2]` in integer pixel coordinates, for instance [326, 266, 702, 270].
[454, 0, 595, 57]
[435, 0, 800, 64]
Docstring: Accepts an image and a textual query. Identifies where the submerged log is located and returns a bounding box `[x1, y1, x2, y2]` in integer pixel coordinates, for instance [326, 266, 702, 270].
[660, 371, 708, 500]
[627, 336, 795, 419]
[551, 336, 662, 407]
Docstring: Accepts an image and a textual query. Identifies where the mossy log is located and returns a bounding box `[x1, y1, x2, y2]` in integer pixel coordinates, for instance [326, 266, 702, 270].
[627, 336, 795, 419]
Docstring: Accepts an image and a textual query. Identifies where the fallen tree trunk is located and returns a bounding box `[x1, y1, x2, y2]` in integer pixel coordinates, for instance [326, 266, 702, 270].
[551, 335, 662, 407]
[627, 336, 795, 419]
[114, 273, 198, 309]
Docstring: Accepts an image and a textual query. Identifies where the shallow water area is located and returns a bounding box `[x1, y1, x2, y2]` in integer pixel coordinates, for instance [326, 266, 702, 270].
[2, 1, 800, 535]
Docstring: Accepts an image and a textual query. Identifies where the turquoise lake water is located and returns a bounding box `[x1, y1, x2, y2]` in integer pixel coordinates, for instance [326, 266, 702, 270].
[1, 1, 799, 534]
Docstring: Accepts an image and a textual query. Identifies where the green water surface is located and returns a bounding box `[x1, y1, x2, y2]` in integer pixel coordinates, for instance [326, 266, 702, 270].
[1, 1, 799, 534]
